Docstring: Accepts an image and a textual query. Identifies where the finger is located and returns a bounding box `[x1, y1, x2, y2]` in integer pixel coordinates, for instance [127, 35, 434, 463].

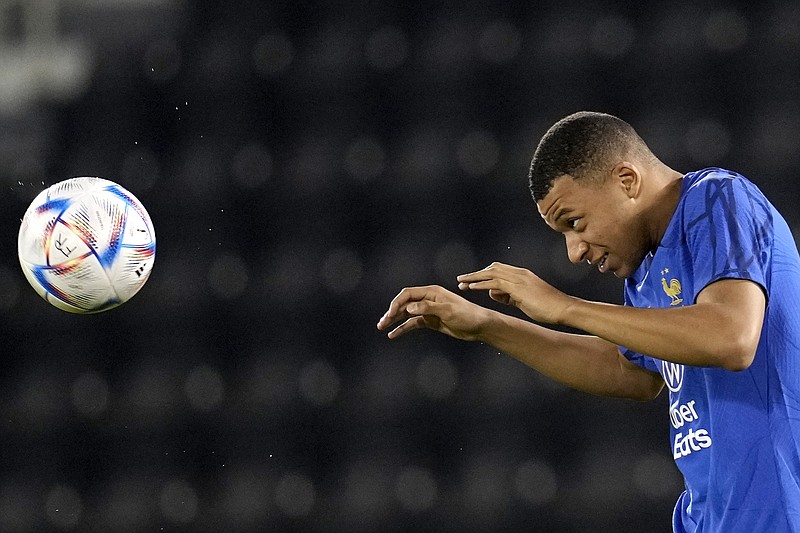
[460, 280, 502, 291]
[488, 289, 511, 304]
[378, 303, 419, 330]
[456, 271, 503, 284]
[459, 279, 501, 291]
[456, 262, 510, 282]
[378, 310, 405, 330]
[456, 271, 490, 283]
[456, 274, 498, 288]
[386, 316, 428, 339]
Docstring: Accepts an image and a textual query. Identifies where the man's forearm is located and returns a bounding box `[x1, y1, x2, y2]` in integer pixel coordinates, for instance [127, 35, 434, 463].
[477, 310, 663, 400]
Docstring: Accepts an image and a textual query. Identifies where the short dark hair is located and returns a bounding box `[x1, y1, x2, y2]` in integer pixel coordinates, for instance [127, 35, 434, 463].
[528, 111, 651, 201]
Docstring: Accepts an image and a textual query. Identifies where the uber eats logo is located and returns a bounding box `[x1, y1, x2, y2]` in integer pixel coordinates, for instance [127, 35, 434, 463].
[662, 361, 713, 459]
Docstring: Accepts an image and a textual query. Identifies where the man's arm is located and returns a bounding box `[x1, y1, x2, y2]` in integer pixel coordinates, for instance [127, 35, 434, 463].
[457, 263, 766, 371]
[479, 311, 664, 400]
[377, 285, 665, 401]
[559, 279, 764, 371]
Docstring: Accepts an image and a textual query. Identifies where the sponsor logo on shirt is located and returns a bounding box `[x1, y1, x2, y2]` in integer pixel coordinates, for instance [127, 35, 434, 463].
[662, 361, 713, 459]
[669, 398, 713, 459]
[662, 361, 684, 393]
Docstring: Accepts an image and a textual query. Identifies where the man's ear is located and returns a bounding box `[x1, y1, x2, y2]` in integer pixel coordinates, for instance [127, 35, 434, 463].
[612, 161, 641, 199]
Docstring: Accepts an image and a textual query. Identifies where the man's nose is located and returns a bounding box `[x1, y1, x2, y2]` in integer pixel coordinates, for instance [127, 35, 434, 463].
[566, 234, 589, 264]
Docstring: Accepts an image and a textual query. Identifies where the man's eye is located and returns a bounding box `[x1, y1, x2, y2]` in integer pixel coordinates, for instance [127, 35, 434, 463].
[568, 218, 580, 229]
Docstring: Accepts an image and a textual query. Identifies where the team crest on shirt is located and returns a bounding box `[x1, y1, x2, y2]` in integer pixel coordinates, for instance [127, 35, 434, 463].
[660, 268, 683, 306]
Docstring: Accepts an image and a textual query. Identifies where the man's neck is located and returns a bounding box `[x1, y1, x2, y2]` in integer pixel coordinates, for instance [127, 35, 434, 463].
[647, 167, 685, 251]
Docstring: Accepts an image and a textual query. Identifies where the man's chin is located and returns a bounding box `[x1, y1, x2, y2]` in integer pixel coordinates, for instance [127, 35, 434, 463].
[611, 264, 633, 279]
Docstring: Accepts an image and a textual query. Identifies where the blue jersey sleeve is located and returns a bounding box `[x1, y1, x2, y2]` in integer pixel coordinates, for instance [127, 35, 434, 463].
[619, 289, 660, 373]
[682, 171, 771, 299]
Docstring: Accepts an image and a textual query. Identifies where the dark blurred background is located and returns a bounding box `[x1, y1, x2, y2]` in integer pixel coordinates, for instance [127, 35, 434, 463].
[0, 0, 798, 531]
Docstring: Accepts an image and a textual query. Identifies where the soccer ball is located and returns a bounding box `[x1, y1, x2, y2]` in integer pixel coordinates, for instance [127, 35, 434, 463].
[17, 177, 156, 313]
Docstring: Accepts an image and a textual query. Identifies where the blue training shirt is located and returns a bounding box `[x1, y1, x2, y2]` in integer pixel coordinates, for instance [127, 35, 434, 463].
[621, 168, 800, 532]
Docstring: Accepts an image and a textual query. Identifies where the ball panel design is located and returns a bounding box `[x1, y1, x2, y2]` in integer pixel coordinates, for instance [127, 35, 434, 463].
[109, 245, 155, 301]
[47, 220, 93, 267]
[119, 199, 155, 246]
[20, 256, 119, 313]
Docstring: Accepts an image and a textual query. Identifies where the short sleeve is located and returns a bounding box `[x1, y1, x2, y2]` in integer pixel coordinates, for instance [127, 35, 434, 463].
[683, 173, 771, 300]
[619, 288, 660, 373]
[620, 346, 660, 374]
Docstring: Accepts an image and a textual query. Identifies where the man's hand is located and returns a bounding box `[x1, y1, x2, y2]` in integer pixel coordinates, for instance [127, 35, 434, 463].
[457, 262, 574, 325]
[377, 285, 492, 341]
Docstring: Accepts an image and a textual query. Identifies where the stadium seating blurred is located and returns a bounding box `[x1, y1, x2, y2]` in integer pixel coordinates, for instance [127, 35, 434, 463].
[0, 0, 798, 531]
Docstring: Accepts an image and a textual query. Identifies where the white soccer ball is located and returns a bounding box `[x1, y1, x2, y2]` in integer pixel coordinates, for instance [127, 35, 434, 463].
[17, 177, 156, 313]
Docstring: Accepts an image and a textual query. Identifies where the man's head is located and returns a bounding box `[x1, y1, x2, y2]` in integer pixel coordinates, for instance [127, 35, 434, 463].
[530, 112, 675, 279]
[528, 111, 654, 202]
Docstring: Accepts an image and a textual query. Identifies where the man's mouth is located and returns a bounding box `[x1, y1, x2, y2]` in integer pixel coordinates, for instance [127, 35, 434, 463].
[597, 253, 609, 273]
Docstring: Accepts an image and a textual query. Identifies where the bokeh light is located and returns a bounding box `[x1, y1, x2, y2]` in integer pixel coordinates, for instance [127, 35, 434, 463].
[274, 472, 316, 517]
[395, 466, 438, 512]
[45, 484, 83, 529]
[703, 10, 749, 51]
[71, 371, 110, 418]
[298, 358, 341, 406]
[514, 459, 559, 506]
[159, 479, 198, 524]
[415, 352, 459, 400]
[184, 364, 225, 411]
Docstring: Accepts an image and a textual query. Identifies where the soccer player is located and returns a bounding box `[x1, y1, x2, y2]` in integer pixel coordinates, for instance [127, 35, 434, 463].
[377, 111, 800, 532]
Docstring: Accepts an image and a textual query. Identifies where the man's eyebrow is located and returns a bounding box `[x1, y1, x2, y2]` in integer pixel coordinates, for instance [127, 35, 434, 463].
[553, 207, 573, 224]
[541, 199, 562, 221]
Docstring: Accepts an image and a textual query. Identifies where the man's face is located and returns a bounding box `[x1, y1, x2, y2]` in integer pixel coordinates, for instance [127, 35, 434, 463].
[536, 174, 647, 278]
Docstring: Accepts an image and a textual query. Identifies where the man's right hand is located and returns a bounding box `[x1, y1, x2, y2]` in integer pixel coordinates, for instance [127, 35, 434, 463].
[377, 285, 492, 342]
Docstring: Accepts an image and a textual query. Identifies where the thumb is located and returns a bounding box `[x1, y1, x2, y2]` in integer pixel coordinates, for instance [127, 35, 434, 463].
[489, 289, 511, 304]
